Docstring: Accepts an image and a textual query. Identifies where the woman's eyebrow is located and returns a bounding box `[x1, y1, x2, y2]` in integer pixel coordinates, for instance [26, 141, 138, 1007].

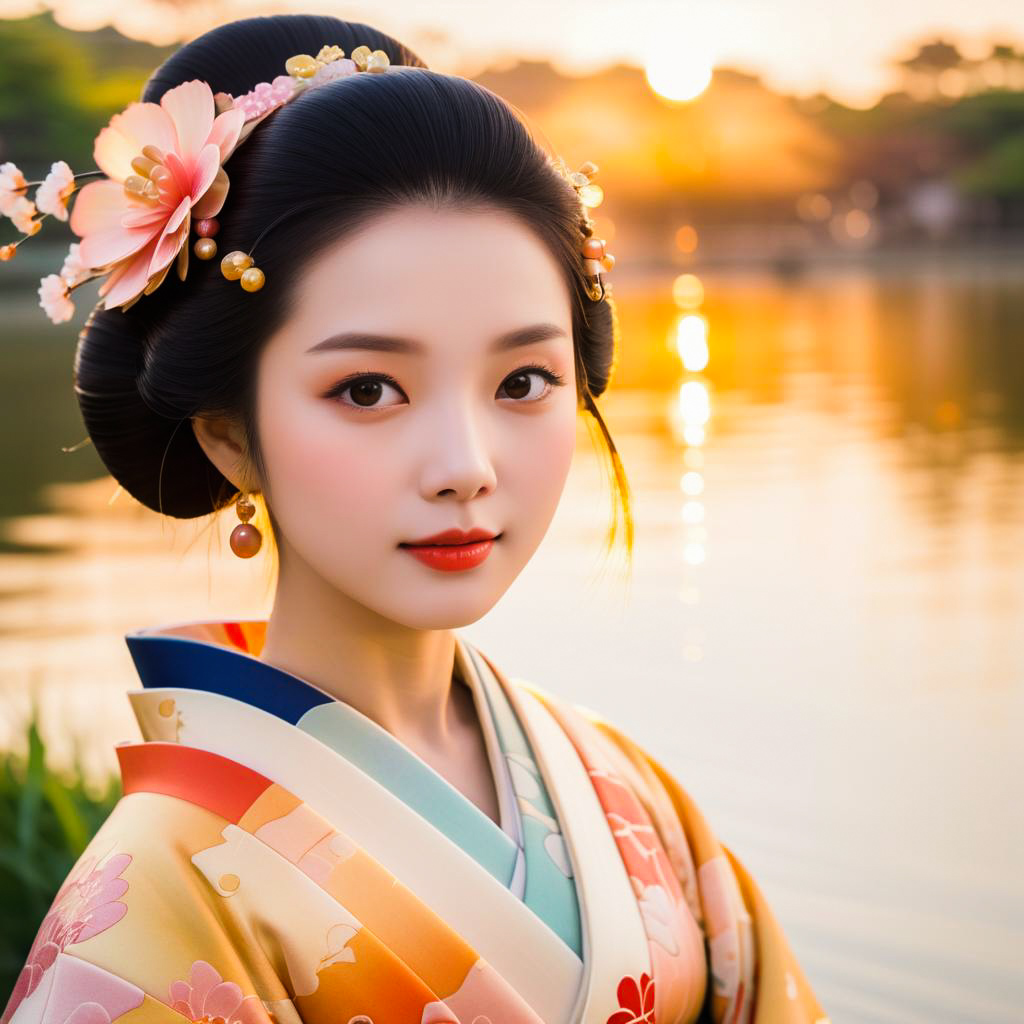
[306, 322, 567, 355]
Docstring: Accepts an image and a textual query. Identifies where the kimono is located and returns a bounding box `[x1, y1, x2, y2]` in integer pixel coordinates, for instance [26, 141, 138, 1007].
[2, 619, 827, 1024]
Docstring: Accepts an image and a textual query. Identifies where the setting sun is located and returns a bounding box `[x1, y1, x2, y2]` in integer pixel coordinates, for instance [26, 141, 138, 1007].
[645, 39, 714, 102]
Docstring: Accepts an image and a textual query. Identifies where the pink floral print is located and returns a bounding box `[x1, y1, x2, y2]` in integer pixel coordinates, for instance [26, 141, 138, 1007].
[1, 852, 131, 1024]
[168, 960, 267, 1024]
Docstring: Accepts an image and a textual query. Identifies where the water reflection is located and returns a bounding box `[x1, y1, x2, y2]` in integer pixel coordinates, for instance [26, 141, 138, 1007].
[1, 257, 1022, 1020]
[675, 313, 710, 372]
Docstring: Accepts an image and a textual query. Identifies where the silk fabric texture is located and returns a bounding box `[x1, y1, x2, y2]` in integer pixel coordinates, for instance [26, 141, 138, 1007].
[2, 620, 827, 1024]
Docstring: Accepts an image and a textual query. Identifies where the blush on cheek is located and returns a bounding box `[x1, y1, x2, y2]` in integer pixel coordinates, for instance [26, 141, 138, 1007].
[534, 403, 579, 477]
[257, 382, 389, 517]
[507, 410, 578, 540]
[263, 427, 404, 584]
[267, 420, 384, 510]
[534, 431, 575, 483]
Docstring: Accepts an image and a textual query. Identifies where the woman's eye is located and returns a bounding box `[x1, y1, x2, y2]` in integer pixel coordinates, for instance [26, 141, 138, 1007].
[327, 365, 566, 410]
[498, 366, 565, 402]
[329, 374, 405, 411]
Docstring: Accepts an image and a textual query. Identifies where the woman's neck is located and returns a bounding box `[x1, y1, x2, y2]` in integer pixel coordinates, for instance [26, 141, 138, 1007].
[258, 553, 462, 748]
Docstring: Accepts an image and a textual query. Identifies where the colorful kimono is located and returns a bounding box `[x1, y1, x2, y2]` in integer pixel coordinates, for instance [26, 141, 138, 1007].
[2, 620, 827, 1024]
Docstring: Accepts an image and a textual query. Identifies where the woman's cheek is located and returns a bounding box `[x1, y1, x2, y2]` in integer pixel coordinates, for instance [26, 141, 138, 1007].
[507, 405, 578, 549]
[262, 398, 396, 549]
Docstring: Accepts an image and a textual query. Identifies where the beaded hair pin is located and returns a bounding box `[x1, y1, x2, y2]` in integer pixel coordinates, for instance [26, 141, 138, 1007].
[0, 42, 614, 322]
[552, 156, 615, 301]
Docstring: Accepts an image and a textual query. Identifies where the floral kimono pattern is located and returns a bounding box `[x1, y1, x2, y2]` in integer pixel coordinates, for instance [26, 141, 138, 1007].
[3, 619, 828, 1024]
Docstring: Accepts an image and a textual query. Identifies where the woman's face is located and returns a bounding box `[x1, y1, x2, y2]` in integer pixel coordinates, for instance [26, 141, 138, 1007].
[254, 203, 579, 629]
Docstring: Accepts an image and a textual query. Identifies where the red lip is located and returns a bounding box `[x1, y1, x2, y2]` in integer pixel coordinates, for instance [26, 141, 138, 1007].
[400, 527, 500, 547]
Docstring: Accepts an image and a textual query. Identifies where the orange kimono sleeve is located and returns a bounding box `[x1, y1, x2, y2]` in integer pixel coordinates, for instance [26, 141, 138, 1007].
[586, 714, 829, 1024]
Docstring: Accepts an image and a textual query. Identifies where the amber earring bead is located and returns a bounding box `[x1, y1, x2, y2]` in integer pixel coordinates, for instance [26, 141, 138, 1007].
[230, 494, 263, 558]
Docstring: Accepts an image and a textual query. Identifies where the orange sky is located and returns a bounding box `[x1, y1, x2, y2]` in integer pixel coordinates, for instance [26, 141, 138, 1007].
[2, 0, 1023, 107]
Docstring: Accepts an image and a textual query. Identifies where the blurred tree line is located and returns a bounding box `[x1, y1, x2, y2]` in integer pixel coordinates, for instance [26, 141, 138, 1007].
[0, 14, 173, 176]
[812, 40, 1024, 224]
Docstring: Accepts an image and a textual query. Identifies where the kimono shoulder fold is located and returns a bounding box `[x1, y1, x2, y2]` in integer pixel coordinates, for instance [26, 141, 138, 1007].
[2, 621, 827, 1024]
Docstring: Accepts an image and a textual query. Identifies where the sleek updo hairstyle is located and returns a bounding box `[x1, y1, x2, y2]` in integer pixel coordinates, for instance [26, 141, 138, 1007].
[74, 13, 632, 554]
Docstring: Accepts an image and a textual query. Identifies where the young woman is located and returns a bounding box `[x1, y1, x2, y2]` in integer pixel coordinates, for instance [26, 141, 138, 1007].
[1, 14, 826, 1024]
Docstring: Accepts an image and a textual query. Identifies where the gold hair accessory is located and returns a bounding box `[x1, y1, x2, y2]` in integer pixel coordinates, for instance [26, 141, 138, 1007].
[554, 158, 616, 301]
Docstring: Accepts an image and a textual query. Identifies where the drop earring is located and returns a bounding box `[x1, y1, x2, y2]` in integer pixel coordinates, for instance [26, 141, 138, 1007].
[230, 492, 263, 558]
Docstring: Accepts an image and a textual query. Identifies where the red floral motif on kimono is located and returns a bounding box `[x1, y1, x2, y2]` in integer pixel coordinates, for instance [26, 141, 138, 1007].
[168, 960, 268, 1024]
[606, 972, 656, 1024]
[1, 852, 132, 1024]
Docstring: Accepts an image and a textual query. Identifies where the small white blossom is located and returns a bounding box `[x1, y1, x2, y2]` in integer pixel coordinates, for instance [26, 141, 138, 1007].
[7, 195, 39, 235]
[59, 242, 89, 287]
[38, 273, 75, 324]
[35, 160, 75, 222]
[0, 161, 28, 217]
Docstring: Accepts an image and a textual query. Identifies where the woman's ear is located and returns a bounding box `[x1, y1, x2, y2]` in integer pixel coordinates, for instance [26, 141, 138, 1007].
[191, 414, 253, 491]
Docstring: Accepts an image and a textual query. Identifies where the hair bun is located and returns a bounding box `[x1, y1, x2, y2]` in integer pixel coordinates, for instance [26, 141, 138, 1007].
[74, 302, 231, 517]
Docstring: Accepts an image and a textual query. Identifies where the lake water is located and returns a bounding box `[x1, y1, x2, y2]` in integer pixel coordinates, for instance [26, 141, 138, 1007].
[1, 254, 1021, 1021]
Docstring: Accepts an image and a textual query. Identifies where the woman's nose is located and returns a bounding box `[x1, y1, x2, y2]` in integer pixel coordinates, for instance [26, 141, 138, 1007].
[419, 400, 497, 501]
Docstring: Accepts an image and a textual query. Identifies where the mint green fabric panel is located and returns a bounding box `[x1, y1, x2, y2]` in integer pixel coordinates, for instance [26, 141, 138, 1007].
[520, 814, 582, 954]
[467, 647, 583, 956]
[298, 702, 518, 886]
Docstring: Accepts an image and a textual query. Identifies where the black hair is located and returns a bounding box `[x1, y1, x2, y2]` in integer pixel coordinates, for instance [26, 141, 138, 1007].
[73, 13, 632, 551]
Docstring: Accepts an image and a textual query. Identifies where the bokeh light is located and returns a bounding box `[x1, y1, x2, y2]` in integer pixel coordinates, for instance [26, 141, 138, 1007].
[672, 273, 705, 309]
[675, 313, 710, 372]
[675, 225, 699, 253]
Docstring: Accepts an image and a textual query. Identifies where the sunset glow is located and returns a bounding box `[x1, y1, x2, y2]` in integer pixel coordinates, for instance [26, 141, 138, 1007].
[644, 39, 714, 103]
[3, 1, 1024, 106]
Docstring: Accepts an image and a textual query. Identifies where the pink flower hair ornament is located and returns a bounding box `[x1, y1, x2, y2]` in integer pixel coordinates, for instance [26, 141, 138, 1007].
[1, 44, 392, 323]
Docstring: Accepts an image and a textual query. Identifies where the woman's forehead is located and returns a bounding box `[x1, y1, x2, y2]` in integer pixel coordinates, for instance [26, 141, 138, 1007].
[305, 203, 562, 284]
[279, 204, 573, 354]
